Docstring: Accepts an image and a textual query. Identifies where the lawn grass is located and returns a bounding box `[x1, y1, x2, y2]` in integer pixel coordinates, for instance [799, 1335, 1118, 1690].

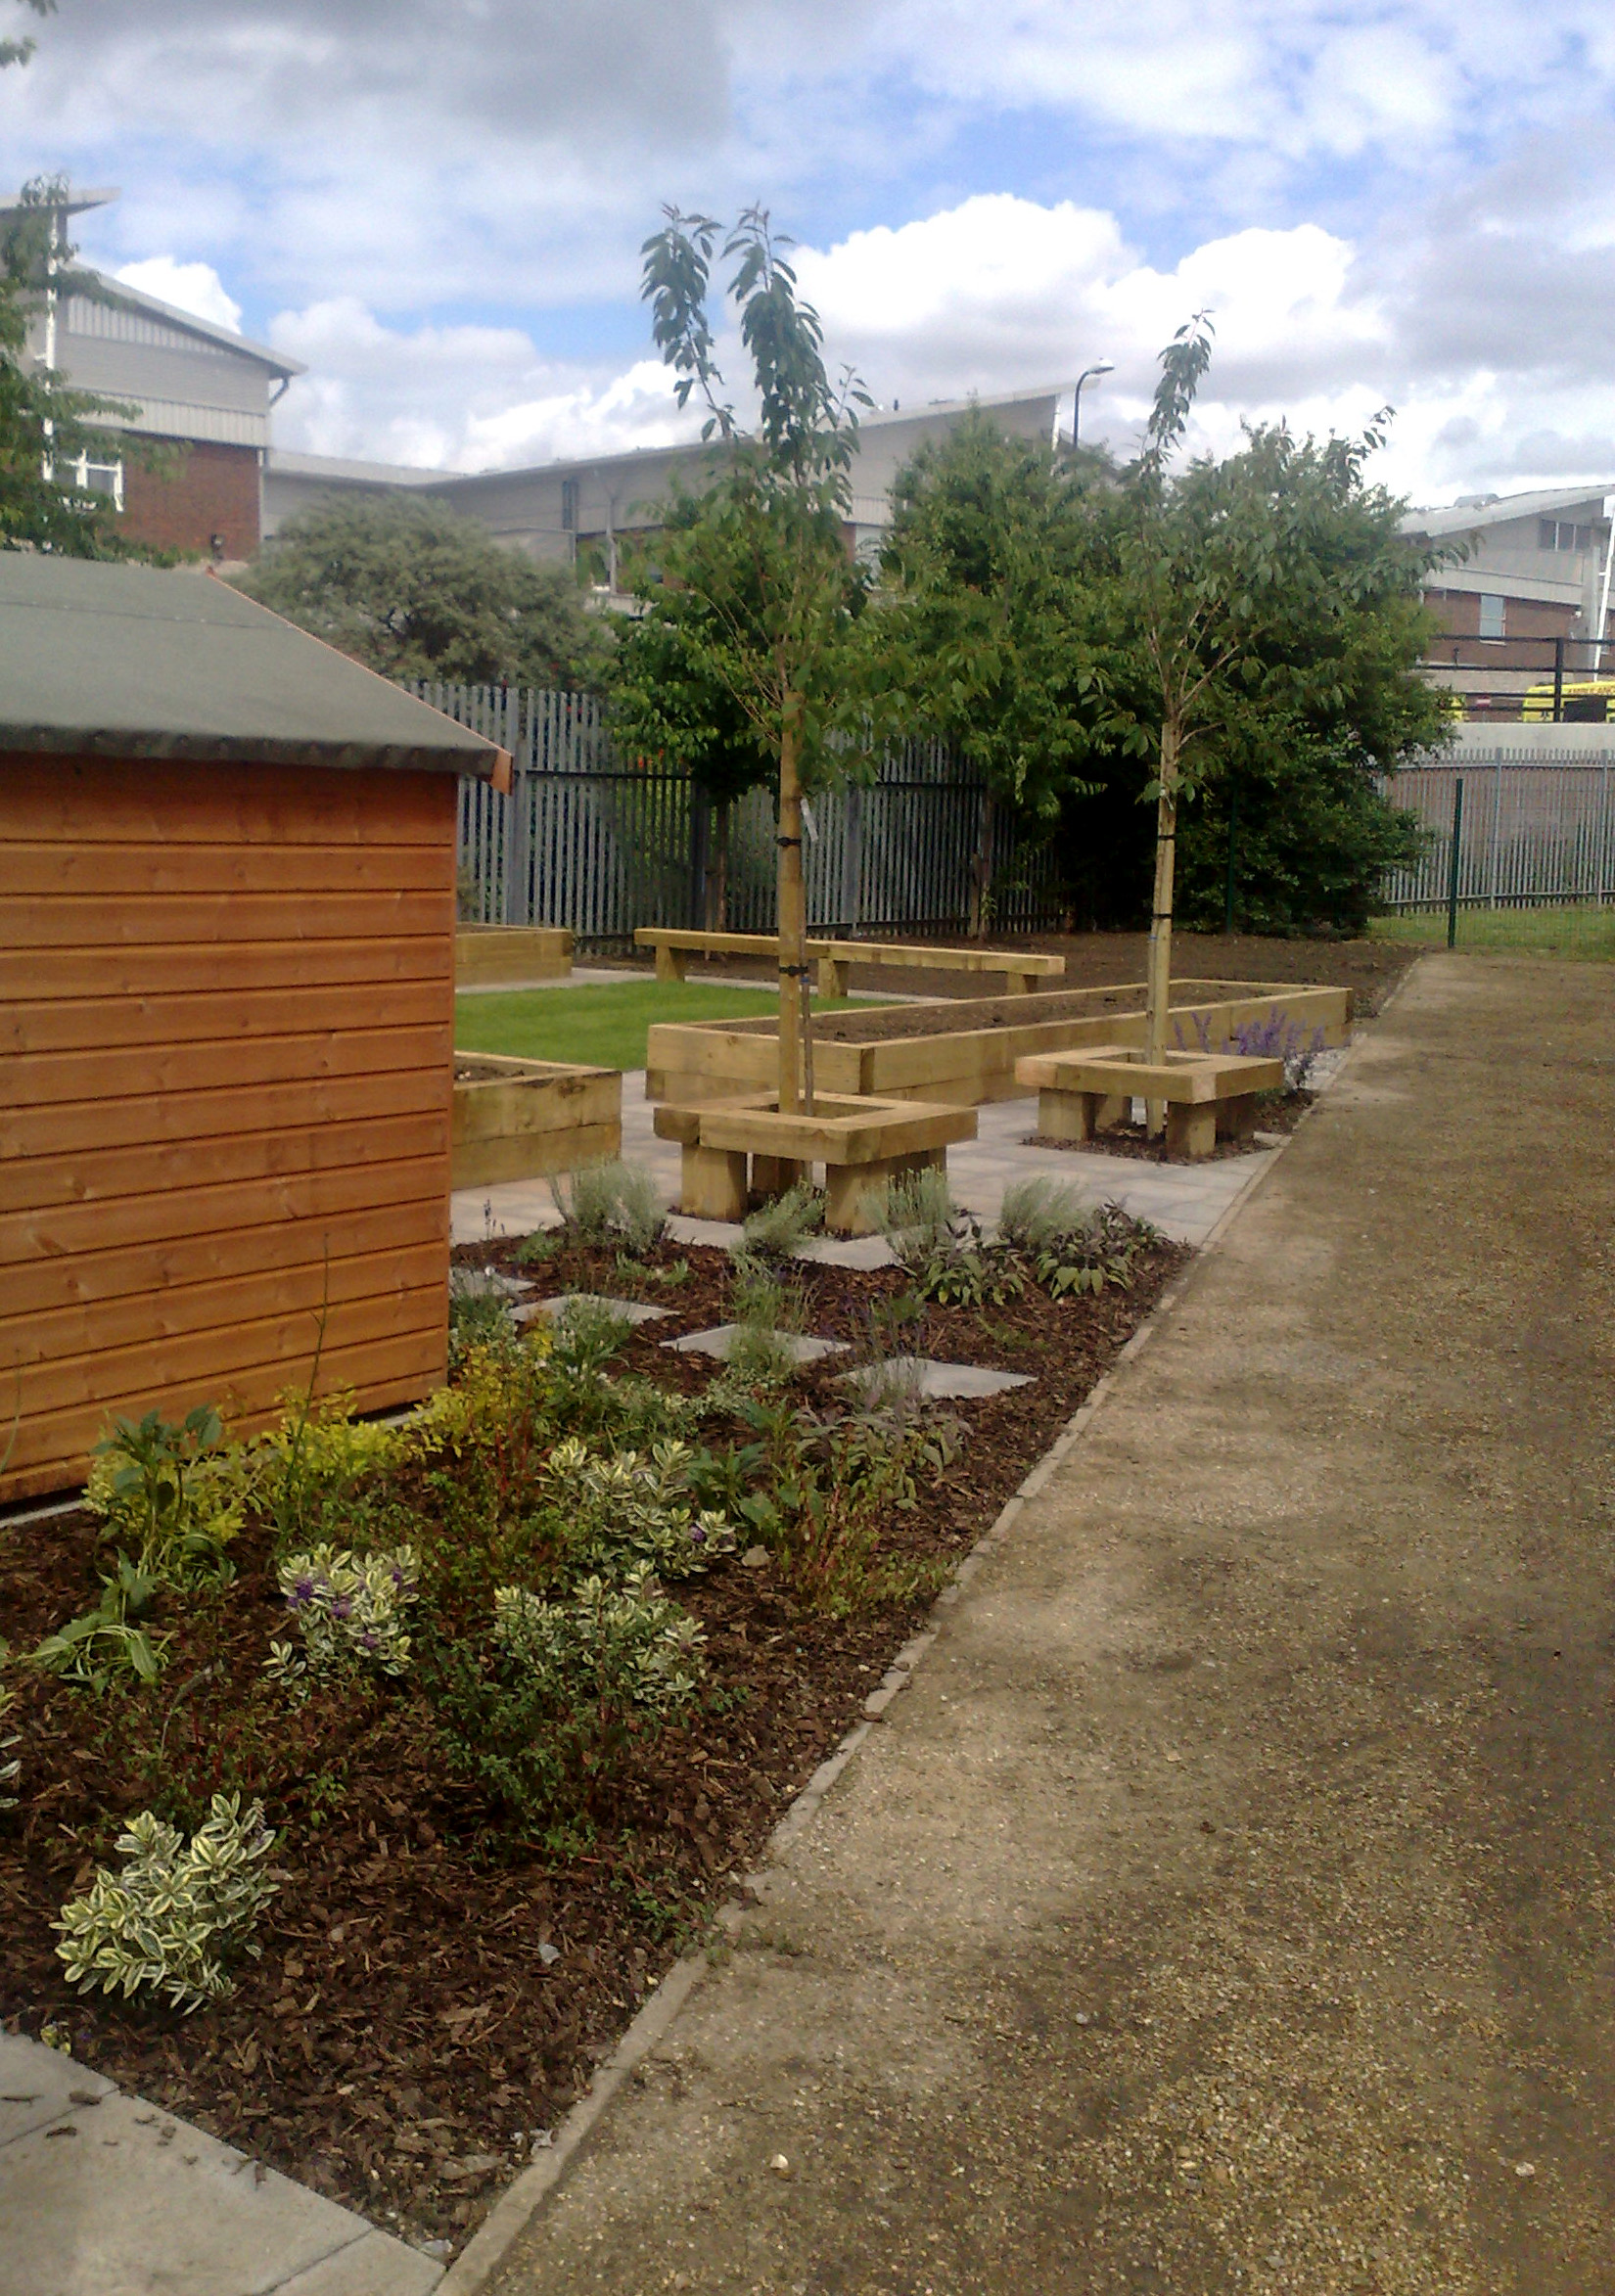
[1371, 905, 1615, 961]
[452, 979, 854, 1072]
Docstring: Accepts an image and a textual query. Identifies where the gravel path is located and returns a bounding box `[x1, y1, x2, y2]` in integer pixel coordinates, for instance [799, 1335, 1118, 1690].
[484, 952, 1615, 2296]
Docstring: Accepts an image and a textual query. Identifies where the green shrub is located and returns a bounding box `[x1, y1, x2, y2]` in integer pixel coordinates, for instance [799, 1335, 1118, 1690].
[447, 1265, 520, 1361]
[739, 1181, 824, 1262]
[86, 1405, 243, 1586]
[546, 1295, 633, 1377]
[54, 1793, 278, 2013]
[539, 1436, 735, 1579]
[551, 1160, 667, 1256]
[428, 1567, 704, 1822]
[998, 1181, 1157, 1297]
[272, 1543, 420, 1681]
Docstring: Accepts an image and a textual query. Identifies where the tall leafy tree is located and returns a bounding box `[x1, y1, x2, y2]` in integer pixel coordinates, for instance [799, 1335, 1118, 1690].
[638, 206, 876, 1111]
[606, 569, 773, 931]
[238, 493, 606, 687]
[1105, 321, 1448, 1050]
[882, 414, 1112, 931]
[0, 176, 150, 555]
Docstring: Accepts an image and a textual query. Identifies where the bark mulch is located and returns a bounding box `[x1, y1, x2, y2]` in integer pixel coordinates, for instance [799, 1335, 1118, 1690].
[0, 1232, 1185, 2258]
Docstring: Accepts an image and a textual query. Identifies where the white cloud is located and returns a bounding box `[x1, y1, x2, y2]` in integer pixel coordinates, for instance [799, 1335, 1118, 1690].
[113, 255, 243, 332]
[268, 299, 700, 472]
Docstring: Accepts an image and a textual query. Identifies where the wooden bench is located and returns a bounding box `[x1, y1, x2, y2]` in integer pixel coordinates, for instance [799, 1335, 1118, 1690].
[654, 1091, 977, 1234]
[1016, 1046, 1285, 1161]
[633, 928, 1064, 999]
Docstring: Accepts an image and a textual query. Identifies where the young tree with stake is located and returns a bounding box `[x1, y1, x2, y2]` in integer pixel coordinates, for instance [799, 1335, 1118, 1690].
[638, 207, 875, 1114]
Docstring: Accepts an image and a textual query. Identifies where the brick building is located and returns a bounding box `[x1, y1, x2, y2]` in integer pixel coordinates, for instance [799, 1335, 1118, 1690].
[9, 186, 302, 564]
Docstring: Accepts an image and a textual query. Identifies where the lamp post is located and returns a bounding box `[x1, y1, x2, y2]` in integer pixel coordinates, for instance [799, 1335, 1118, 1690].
[1071, 361, 1114, 449]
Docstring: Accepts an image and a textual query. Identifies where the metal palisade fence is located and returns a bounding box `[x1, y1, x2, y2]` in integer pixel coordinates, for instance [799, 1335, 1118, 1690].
[417, 684, 1063, 952]
[1380, 752, 1615, 912]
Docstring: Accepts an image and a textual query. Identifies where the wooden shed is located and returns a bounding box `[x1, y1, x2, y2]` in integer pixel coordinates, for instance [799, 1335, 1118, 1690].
[0, 557, 509, 1505]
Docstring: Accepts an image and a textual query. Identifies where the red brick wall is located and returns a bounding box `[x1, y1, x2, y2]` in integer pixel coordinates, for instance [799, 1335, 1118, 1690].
[1423, 587, 1578, 640]
[119, 439, 261, 561]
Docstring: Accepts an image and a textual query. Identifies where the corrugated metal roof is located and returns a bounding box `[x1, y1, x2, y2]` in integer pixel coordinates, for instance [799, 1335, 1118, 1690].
[1403, 484, 1614, 539]
[0, 556, 509, 783]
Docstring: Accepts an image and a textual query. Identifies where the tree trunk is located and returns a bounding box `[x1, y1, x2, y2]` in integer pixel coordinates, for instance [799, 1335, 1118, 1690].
[777, 698, 808, 1114]
[709, 800, 731, 933]
[1144, 717, 1180, 1131]
[968, 792, 996, 941]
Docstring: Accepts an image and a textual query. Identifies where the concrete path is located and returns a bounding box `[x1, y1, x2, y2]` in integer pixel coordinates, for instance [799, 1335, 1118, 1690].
[0, 2032, 442, 2296]
[475, 954, 1615, 2296]
[452, 1071, 1287, 1250]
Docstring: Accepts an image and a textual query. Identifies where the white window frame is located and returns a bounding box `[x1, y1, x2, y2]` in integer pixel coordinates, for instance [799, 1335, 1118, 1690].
[63, 450, 125, 510]
[1477, 593, 1506, 640]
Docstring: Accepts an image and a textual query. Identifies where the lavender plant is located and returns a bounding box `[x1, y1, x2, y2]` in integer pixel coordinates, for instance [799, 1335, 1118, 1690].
[54, 1793, 278, 2013]
[1230, 1012, 1327, 1091]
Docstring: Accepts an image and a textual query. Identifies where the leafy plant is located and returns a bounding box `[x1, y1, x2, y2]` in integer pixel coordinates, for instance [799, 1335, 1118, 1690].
[720, 1260, 808, 1389]
[86, 1405, 242, 1586]
[546, 1295, 633, 1378]
[30, 1556, 169, 1690]
[739, 1181, 824, 1262]
[869, 1170, 1021, 1308]
[540, 1436, 735, 1580]
[998, 1179, 1157, 1297]
[429, 1568, 704, 1823]
[551, 1160, 667, 1256]
[54, 1792, 278, 2013]
[448, 1265, 520, 1361]
[274, 1543, 420, 1679]
[256, 1388, 401, 1549]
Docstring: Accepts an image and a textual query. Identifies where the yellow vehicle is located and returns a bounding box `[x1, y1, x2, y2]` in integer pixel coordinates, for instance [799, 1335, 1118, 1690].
[1522, 678, 1615, 722]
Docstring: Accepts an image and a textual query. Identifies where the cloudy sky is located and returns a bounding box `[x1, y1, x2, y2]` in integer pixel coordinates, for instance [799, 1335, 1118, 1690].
[4, 0, 1613, 504]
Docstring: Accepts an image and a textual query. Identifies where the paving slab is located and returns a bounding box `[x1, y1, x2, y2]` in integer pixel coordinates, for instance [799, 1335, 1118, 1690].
[475, 955, 1615, 2296]
[662, 1325, 850, 1365]
[841, 1356, 1036, 1401]
[0, 2035, 441, 2296]
[514, 1293, 672, 1326]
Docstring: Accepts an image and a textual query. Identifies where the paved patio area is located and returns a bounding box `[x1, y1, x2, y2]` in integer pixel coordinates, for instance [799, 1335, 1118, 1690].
[451, 1071, 1292, 1251]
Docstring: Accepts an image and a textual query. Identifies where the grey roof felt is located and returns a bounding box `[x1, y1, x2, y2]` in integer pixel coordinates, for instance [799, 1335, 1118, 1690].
[0, 555, 506, 779]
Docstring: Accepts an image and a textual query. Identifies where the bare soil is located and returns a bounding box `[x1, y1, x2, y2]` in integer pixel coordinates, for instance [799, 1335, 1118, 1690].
[618, 931, 1416, 1018]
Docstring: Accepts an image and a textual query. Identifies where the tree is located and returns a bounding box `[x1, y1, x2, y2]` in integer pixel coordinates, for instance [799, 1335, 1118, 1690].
[638, 206, 876, 1112]
[882, 413, 1110, 932]
[237, 493, 606, 687]
[1, 0, 53, 72]
[1104, 323, 1450, 1053]
[0, 178, 151, 555]
[606, 572, 774, 931]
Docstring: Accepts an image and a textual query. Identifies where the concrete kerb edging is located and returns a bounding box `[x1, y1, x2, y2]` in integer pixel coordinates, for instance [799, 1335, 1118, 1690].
[437, 974, 1412, 2296]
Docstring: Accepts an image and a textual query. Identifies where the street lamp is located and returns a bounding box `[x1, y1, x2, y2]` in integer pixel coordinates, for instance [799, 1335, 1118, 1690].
[1071, 361, 1114, 449]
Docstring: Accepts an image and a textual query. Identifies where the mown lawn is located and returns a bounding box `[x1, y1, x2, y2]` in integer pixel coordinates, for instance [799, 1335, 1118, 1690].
[1371, 905, 1615, 961]
[452, 980, 855, 1072]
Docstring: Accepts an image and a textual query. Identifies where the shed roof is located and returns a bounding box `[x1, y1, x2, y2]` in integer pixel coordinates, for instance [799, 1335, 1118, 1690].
[0, 555, 509, 783]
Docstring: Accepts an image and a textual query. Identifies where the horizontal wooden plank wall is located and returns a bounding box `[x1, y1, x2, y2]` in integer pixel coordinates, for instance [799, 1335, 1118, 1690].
[1, 756, 457, 1504]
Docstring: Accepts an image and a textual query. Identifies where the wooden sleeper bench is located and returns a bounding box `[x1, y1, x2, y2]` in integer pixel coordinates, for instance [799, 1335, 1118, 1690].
[1015, 1045, 1286, 1160]
[633, 928, 1064, 998]
[653, 1090, 977, 1234]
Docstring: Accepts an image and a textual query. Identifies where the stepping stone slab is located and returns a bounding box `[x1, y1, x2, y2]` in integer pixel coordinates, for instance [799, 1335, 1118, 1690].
[843, 1356, 1035, 1401]
[795, 1232, 898, 1270]
[664, 1325, 850, 1364]
[0, 2033, 442, 2296]
[516, 1293, 672, 1325]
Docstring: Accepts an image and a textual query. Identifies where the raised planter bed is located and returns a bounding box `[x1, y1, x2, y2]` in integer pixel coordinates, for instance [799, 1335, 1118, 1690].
[450, 1052, 620, 1189]
[653, 1090, 978, 1230]
[455, 925, 574, 987]
[647, 978, 1352, 1110]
